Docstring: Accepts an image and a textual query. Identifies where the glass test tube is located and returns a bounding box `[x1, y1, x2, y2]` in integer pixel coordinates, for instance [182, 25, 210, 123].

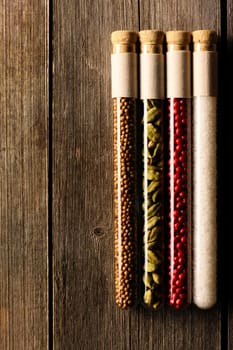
[111, 31, 138, 309]
[166, 31, 192, 309]
[139, 30, 165, 310]
[193, 30, 218, 309]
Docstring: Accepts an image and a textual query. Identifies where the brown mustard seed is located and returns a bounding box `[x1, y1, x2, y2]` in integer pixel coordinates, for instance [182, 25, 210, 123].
[113, 97, 137, 309]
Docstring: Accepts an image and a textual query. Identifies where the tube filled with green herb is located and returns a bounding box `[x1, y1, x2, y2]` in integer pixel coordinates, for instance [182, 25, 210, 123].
[139, 30, 165, 310]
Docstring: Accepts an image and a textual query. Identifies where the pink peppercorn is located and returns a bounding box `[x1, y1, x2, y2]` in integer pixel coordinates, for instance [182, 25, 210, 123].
[167, 98, 190, 309]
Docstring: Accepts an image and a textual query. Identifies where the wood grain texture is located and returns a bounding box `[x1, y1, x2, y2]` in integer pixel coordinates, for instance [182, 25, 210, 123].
[227, 0, 233, 348]
[139, 1, 222, 349]
[0, 1, 48, 349]
[53, 0, 224, 349]
[52, 0, 139, 349]
[139, 0, 221, 33]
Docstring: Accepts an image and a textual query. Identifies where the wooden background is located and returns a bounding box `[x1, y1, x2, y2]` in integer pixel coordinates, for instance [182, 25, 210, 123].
[0, 0, 232, 349]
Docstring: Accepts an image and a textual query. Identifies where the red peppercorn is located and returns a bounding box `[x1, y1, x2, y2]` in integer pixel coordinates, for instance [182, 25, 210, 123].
[167, 98, 190, 309]
[175, 280, 182, 287]
[181, 174, 187, 181]
[178, 216, 185, 223]
[176, 242, 183, 251]
[181, 235, 187, 244]
[178, 257, 185, 265]
[178, 251, 184, 259]
[179, 272, 186, 280]
[176, 167, 182, 174]
[176, 299, 182, 306]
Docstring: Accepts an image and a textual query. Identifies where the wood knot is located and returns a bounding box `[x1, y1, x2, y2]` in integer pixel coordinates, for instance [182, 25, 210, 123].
[93, 227, 105, 237]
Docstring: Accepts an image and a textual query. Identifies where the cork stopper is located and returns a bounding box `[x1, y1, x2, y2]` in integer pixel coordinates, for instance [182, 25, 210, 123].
[139, 30, 165, 53]
[166, 30, 191, 51]
[111, 30, 138, 53]
[192, 30, 217, 51]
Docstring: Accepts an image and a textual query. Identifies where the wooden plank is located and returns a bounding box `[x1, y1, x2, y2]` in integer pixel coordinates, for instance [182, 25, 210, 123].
[138, 1, 222, 350]
[227, 0, 233, 347]
[139, 0, 220, 32]
[53, 0, 224, 349]
[0, 1, 48, 349]
[52, 0, 139, 348]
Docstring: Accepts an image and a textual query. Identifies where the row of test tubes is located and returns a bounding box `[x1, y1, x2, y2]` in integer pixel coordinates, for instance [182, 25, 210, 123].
[111, 30, 217, 310]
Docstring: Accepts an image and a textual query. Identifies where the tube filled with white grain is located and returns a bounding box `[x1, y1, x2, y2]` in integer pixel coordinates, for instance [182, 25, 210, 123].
[192, 30, 218, 309]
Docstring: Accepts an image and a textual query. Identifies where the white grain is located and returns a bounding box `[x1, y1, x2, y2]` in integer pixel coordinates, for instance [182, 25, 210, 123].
[193, 96, 217, 309]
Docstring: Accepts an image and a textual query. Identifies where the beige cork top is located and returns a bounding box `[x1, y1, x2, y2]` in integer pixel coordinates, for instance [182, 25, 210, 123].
[139, 30, 165, 45]
[111, 30, 138, 53]
[166, 30, 191, 45]
[192, 30, 217, 44]
[139, 30, 164, 53]
[192, 30, 217, 51]
[111, 30, 138, 45]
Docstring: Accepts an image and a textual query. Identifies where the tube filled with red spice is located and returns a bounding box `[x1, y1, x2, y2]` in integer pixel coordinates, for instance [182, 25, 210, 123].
[166, 31, 192, 309]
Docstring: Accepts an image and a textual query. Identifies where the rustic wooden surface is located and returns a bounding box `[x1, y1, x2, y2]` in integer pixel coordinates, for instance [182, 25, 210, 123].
[0, 1, 48, 349]
[227, 0, 233, 348]
[0, 0, 232, 349]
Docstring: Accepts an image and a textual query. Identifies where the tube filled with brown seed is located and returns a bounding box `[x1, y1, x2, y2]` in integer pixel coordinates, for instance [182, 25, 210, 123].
[111, 30, 138, 309]
[139, 30, 165, 310]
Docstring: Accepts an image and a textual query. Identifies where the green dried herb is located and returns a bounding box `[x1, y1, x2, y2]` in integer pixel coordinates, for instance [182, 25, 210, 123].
[141, 99, 164, 309]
